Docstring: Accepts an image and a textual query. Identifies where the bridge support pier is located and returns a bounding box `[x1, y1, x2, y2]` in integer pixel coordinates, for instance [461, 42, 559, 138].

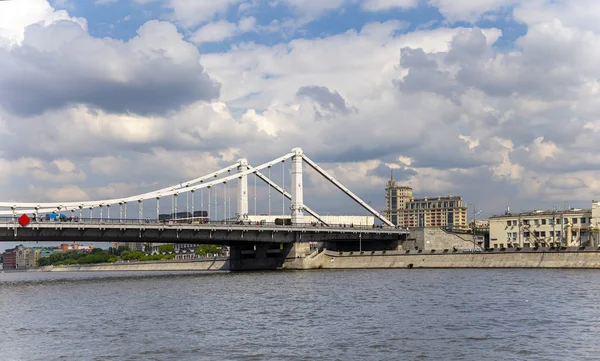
[290, 148, 304, 225]
[229, 243, 289, 271]
[237, 159, 249, 222]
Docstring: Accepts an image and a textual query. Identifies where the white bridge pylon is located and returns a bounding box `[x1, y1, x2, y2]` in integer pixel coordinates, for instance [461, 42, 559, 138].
[0, 148, 394, 226]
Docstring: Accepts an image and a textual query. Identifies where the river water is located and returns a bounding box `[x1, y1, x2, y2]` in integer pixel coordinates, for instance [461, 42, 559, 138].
[1, 269, 599, 360]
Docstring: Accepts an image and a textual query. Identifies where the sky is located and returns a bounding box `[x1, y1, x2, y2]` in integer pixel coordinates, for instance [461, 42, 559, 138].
[1, 0, 600, 249]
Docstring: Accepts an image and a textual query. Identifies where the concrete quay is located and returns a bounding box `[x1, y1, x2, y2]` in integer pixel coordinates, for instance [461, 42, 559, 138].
[35, 258, 229, 272]
[282, 248, 600, 269]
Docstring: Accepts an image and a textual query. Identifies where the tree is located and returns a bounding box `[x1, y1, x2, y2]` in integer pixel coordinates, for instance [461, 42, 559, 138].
[158, 244, 175, 253]
[117, 245, 130, 255]
[195, 244, 223, 256]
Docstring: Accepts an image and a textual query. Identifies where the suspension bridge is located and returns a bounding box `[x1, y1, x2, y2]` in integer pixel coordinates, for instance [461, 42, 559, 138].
[0, 148, 408, 269]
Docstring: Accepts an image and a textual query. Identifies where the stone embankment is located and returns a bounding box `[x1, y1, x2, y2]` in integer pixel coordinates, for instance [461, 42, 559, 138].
[40, 258, 229, 272]
[283, 249, 600, 269]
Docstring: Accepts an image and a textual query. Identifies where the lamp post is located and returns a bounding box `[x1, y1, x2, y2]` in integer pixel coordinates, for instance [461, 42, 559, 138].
[468, 203, 482, 250]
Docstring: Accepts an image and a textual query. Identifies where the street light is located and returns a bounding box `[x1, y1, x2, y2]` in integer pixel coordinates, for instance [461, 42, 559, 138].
[468, 203, 482, 250]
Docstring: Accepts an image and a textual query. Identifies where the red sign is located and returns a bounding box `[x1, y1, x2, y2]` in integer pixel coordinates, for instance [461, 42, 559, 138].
[18, 214, 31, 227]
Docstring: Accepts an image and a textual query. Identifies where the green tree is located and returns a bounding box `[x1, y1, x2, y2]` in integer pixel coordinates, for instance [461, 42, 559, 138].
[195, 244, 223, 256]
[158, 244, 175, 253]
[117, 245, 130, 256]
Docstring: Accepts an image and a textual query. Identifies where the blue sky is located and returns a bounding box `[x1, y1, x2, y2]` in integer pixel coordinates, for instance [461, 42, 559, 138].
[51, 0, 527, 52]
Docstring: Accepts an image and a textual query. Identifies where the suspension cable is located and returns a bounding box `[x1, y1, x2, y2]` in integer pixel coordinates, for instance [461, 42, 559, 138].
[214, 184, 218, 222]
[207, 186, 211, 222]
[282, 159, 285, 217]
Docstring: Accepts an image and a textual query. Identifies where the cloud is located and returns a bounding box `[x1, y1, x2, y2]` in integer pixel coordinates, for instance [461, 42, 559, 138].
[0, 0, 85, 48]
[296, 85, 353, 117]
[190, 17, 257, 44]
[161, 0, 241, 28]
[361, 0, 419, 11]
[0, 19, 220, 116]
[4, 0, 600, 220]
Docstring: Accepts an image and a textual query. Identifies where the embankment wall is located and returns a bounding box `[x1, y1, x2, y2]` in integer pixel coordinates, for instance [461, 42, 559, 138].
[40, 258, 229, 272]
[284, 250, 600, 269]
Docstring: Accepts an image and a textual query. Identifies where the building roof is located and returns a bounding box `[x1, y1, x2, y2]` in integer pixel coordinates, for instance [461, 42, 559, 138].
[491, 208, 591, 218]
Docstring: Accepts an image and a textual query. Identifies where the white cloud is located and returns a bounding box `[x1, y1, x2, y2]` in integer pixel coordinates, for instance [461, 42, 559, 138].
[191, 20, 240, 44]
[0, 0, 86, 48]
[3, 0, 600, 217]
[162, 0, 241, 28]
[428, 0, 518, 22]
[361, 0, 419, 11]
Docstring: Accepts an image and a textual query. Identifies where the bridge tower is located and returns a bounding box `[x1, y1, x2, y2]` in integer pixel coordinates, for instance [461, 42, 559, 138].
[237, 158, 249, 221]
[291, 147, 304, 224]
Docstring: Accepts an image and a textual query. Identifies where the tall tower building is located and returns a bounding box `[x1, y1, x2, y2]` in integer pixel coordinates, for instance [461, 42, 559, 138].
[384, 172, 413, 226]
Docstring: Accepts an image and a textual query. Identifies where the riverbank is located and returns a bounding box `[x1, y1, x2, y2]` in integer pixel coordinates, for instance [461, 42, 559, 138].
[6, 258, 229, 272]
[283, 248, 600, 269]
[8, 249, 600, 272]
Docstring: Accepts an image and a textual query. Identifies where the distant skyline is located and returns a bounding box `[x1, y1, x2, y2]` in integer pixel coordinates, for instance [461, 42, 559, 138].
[1, 0, 599, 249]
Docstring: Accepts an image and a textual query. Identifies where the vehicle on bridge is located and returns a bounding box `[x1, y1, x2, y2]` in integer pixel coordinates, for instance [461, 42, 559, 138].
[159, 212, 209, 224]
[44, 213, 67, 222]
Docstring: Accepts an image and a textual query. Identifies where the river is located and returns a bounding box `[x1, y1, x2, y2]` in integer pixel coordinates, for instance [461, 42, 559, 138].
[1, 269, 599, 360]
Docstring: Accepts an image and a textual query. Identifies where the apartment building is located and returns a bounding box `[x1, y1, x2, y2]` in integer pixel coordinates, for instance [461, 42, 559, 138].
[384, 174, 467, 229]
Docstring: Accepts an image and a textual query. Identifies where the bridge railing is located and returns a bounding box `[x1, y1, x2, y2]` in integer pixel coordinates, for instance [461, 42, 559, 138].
[0, 216, 407, 231]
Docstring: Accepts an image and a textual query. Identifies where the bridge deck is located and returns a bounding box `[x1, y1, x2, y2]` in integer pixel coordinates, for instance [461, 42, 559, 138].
[0, 219, 408, 244]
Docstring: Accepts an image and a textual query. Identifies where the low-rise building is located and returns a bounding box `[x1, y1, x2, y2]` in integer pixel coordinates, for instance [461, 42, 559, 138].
[489, 206, 594, 249]
[2, 246, 19, 269]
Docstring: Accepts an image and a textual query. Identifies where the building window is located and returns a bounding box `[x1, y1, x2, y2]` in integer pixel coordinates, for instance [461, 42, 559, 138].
[534, 219, 539, 226]
[572, 218, 578, 224]
[524, 232, 530, 237]
[581, 218, 587, 224]
[541, 219, 546, 225]
[512, 220, 517, 226]
[540, 231, 546, 237]
[523, 220, 530, 225]
[506, 220, 511, 226]
[549, 231, 554, 237]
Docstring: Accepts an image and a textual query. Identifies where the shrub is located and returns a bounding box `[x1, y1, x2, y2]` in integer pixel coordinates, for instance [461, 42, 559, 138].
[382, 250, 387, 254]
[443, 249, 449, 253]
[405, 250, 410, 253]
[500, 247, 506, 251]
[339, 251, 343, 255]
[579, 246, 586, 250]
